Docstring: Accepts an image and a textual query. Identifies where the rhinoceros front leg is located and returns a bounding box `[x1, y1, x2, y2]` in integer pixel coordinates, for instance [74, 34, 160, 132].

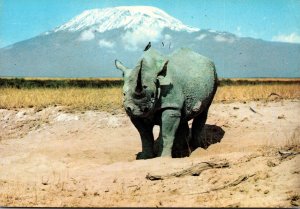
[130, 117, 155, 160]
[158, 109, 181, 157]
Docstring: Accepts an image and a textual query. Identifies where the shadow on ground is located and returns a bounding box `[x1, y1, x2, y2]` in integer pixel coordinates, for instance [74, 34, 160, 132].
[197, 124, 225, 149]
[170, 124, 225, 158]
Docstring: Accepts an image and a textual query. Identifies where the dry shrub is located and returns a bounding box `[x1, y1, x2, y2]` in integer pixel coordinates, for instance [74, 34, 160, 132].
[283, 127, 300, 151]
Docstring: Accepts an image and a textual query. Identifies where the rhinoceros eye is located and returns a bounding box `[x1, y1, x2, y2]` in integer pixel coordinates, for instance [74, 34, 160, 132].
[143, 85, 148, 89]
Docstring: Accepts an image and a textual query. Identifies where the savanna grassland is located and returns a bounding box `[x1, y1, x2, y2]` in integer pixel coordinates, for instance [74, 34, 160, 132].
[0, 77, 300, 111]
[0, 77, 300, 207]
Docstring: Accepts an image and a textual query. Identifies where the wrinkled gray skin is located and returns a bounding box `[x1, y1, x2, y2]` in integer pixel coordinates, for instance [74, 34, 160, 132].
[115, 48, 218, 159]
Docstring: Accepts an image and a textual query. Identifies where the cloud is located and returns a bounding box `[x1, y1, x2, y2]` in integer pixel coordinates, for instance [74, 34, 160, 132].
[196, 34, 207, 41]
[0, 39, 6, 47]
[98, 39, 115, 48]
[235, 26, 242, 37]
[78, 30, 95, 41]
[272, 32, 300, 43]
[214, 35, 235, 43]
[164, 34, 172, 41]
[122, 25, 162, 51]
[0, 39, 12, 49]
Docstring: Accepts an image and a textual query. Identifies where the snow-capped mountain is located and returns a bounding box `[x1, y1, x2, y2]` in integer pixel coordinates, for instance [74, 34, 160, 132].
[50, 6, 199, 51]
[0, 6, 299, 78]
[53, 6, 199, 33]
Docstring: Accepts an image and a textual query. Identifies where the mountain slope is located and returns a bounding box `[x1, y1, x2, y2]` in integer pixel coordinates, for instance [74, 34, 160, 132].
[0, 6, 299, 78]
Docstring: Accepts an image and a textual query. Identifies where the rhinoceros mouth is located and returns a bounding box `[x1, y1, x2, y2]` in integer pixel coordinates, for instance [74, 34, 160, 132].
[126, 110, 150, 118]
[124, 103, 155, 118]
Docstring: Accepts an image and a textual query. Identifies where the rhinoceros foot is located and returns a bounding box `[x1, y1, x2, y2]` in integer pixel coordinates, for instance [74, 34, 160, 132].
[172, 148, 191, 158]
[136, 151, 155, 160]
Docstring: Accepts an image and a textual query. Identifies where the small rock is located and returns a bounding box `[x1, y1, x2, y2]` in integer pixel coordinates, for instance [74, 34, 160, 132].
[54, 113, 79, 122]
[267, 160, 277, 167]
[288, 194, 300, 206]
[264, 190, 269, 194]
[227, 203, 240, 208]
[15, 111, 27, 120]
[241, 117, 248, 122]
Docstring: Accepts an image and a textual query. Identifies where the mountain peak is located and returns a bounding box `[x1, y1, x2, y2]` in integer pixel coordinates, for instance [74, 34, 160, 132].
[53, 6, 199, 33]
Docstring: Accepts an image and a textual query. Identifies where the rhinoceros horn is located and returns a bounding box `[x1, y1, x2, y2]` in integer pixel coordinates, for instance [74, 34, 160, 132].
[135, 60, 143, 95]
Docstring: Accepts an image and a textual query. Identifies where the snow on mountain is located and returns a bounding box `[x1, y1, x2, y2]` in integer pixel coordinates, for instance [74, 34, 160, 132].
[53, 6, 199, 33]
[52, 6, 199, 51]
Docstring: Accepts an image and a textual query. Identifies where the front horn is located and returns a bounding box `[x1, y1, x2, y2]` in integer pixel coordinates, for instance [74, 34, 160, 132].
[135, 60, 143, 95]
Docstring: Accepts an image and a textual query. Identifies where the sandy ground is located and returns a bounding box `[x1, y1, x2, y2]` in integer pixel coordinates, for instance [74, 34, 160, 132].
[0, 99, 300, 207]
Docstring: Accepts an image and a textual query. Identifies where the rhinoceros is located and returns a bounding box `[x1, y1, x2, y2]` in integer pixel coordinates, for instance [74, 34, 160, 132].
[115, 48, 218, 159]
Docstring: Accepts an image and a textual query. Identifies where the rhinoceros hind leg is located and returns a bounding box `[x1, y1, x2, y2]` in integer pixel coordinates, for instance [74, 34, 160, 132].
[136, 151, 155, 160]
[153, 134, 161, 157]
[172, 121, 191, 158]
[191, 108, 209, 149]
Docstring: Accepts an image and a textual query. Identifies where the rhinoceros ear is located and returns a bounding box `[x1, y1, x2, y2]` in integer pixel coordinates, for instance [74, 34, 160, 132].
[115, 60, 131, 77]
[157, 60, 171, 85]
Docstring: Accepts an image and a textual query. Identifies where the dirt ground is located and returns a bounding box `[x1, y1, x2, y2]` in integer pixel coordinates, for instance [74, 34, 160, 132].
[0, 99, 299, 207]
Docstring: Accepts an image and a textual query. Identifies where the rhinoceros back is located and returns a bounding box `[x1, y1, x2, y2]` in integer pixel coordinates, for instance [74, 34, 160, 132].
[168, 48, 217, 119]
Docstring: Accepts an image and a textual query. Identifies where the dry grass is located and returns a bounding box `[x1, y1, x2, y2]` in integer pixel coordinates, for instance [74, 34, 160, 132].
[0, 87, 123, 111]
[221, 78, 300, 82]
[0, 84, 299, 111]
[214, 84, 300, 102]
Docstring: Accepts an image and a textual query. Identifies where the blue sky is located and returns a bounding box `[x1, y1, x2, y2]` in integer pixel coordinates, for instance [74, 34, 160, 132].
[0, 0, 299, 47]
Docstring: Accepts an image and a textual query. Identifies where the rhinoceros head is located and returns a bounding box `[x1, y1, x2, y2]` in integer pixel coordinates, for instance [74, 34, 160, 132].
[115, 49, 169, 117]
